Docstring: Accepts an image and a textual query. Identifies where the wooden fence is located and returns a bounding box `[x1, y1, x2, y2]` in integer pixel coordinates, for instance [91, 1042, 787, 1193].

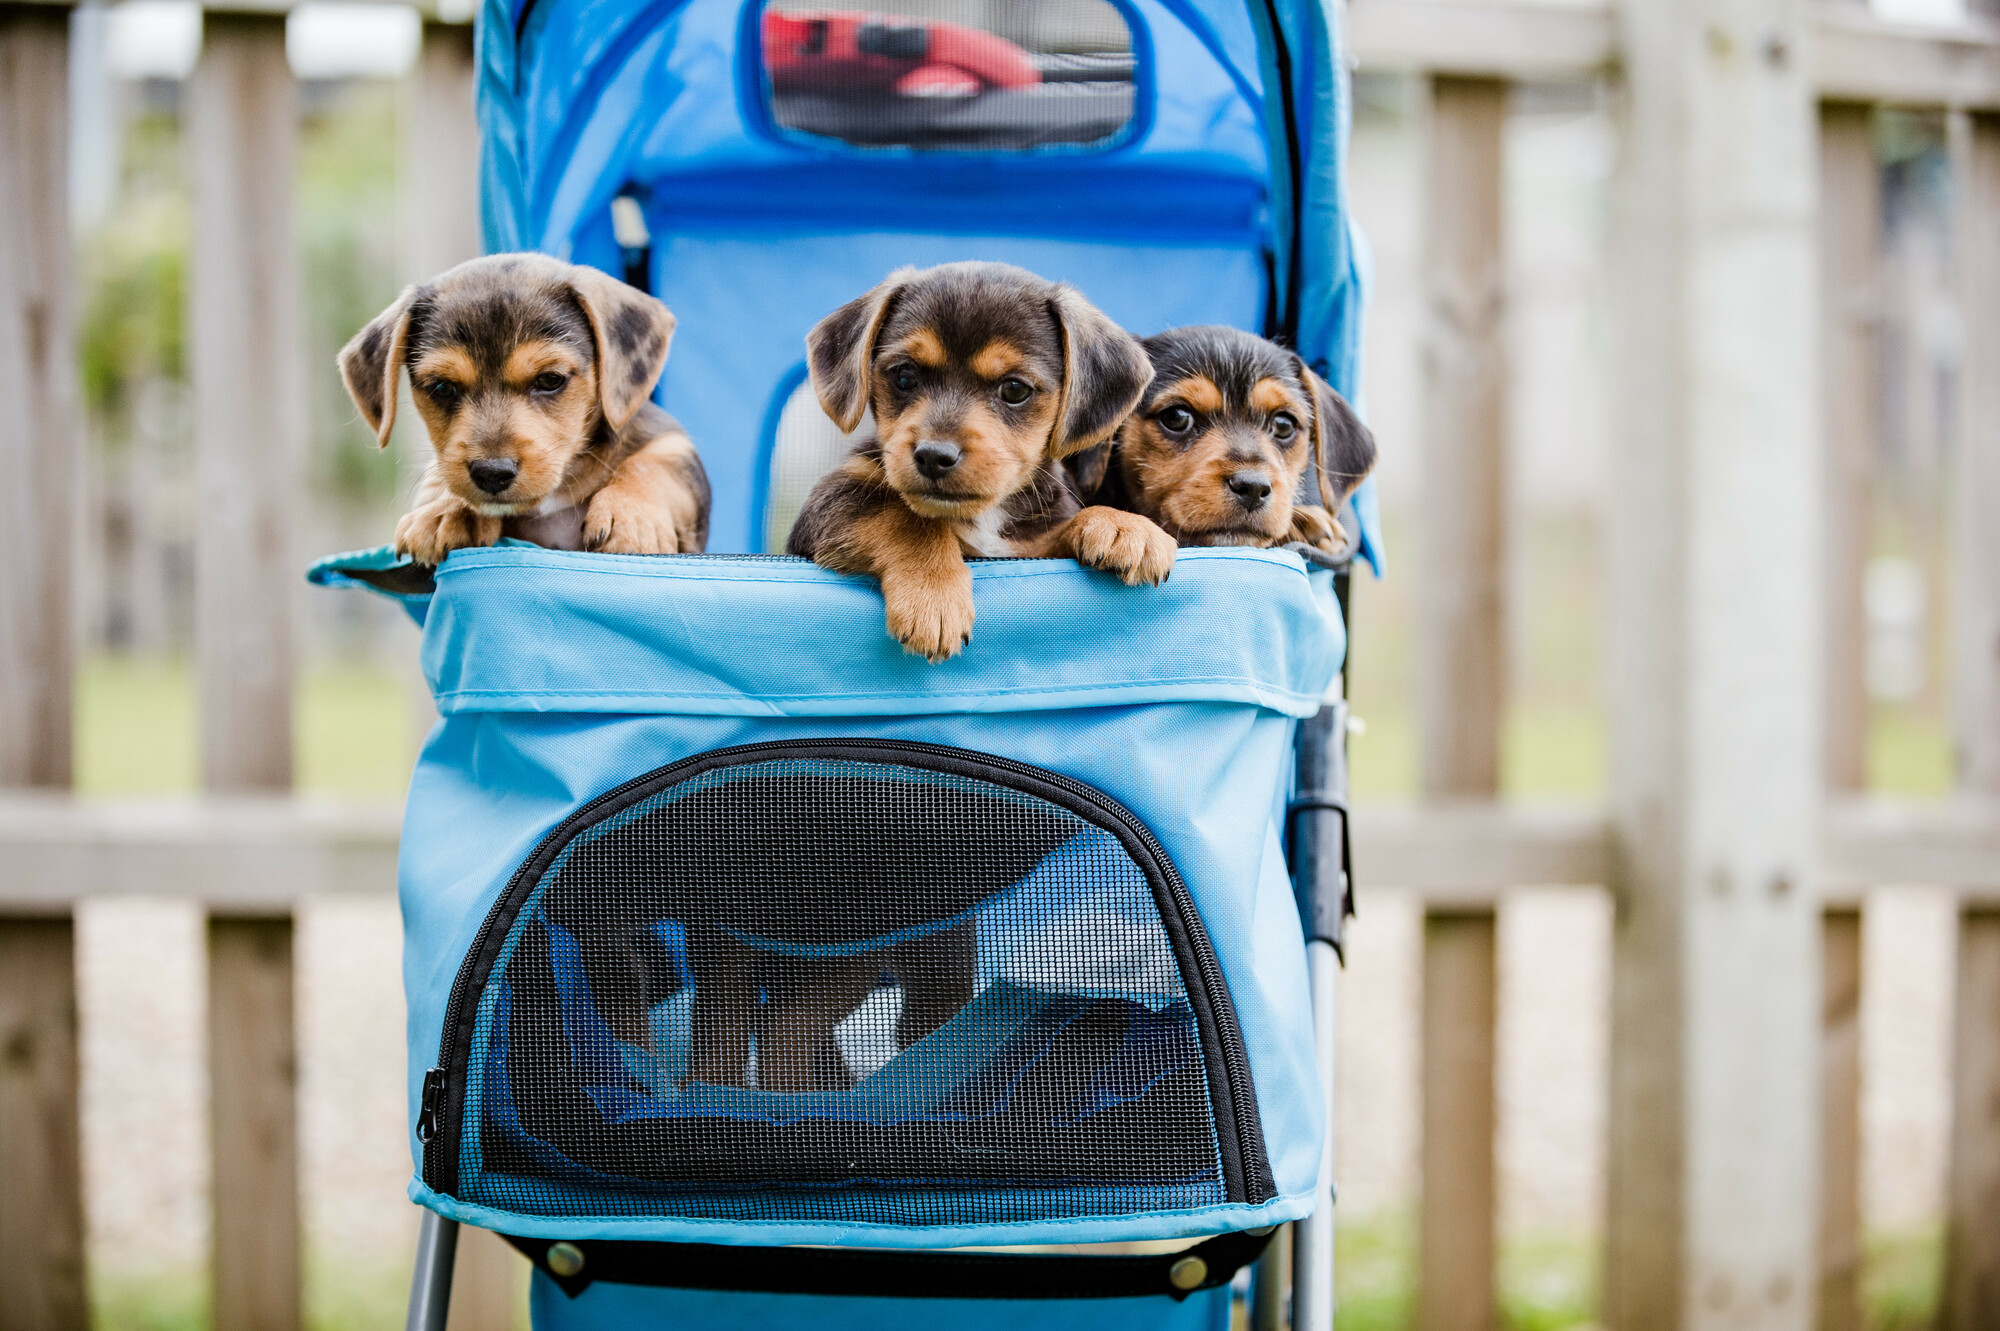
[4, 0, 2000, 1328]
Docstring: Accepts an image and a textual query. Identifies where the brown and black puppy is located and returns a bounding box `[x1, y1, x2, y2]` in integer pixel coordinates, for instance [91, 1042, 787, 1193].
[1091, 325, 1376, 555]
[786, 262, 1175, 662]
[340, 252, 710, 562]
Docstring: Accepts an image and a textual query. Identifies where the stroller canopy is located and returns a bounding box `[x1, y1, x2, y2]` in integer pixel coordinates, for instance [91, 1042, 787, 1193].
[473, 0, 1378, 563]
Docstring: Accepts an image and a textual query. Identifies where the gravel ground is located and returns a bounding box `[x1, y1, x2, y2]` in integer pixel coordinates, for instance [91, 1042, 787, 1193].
[75, 883, 1952, 1283]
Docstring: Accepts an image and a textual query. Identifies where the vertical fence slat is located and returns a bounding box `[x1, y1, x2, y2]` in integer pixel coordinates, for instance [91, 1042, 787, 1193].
[208, 916, 300, 1331]
[1418, 75, 1509, 799]
[403, 19, 482, 282]
[1954, 115, 2000, 794]
[0, 3, 78, 789]
[1605, 0, 1823, 1324]
[1943, 910, 2000, 1331]
[1419, 910, 1497, 1331]
[0, 917, 87, 1331]
[1943, 108, 2000, 1331]
[189, 11, 297, 793]
[1817, 907, 1862, 1331]
[1818, 103, 1877, 794]
[1416, 73, 1507, 1331]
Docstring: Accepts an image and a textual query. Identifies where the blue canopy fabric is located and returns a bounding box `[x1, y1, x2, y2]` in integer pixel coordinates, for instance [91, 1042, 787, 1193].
[469, 0, 1381, 569]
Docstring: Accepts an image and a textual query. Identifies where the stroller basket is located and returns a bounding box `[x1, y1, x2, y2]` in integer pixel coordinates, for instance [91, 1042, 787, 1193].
[312, 544, 1340, 1250]
[435, 740, 1269, 1225]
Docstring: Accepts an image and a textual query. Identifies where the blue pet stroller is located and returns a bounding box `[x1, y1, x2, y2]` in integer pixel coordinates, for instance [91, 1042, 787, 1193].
[310, 0, 1380, 1321]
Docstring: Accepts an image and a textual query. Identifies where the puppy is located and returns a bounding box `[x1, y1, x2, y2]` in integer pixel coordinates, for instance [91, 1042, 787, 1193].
[786, 262, 1176, 663]
[339, 252, 710, 563]
[1089, 325, 1376, 555]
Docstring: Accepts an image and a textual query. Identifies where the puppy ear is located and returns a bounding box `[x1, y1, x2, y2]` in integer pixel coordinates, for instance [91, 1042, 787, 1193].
[1301, 363, 1377, 507]
[1062, 439, 1112, 502]
[1047, 287, 1152, 458]
[807, 268, 912, 433]
[569, 265, 678, 431]
[338, 285, 420, 449]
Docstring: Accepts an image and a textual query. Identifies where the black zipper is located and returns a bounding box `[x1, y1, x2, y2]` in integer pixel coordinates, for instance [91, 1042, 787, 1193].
[423, 738, 1275, 1206]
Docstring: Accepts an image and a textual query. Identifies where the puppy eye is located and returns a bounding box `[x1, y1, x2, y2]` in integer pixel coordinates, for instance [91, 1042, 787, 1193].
[424, 380, 462, 407]
[889, 365, 920, 394]
[530, 371, 568, 395]
[1270, 412, 1299, 442]
[1157, 406, 1195, 436]
[997, 379, 1033, 406]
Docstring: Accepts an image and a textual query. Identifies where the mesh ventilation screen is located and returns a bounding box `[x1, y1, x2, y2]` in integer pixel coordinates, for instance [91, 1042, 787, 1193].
[759, 0, 1136, 150]
[456, 756, 1227, 1224]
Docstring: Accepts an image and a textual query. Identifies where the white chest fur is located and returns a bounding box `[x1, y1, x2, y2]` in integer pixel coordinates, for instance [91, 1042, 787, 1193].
[952, 505, 1013, 558]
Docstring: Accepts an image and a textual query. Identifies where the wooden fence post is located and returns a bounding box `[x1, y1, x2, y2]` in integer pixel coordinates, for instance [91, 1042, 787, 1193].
[1942, 109, 2000, 1331]
[1420, 910, 1497, 1331]
[1814, 99, 1876, 1331]
[1415, 73, 1507, 1331]
[1818, 102, 1876, 796]
[403, 19, 483, 283]
[0, 2, 78, 790]
[208, 916, 300, 1331]
[0, 917, 87, 1331]
[1943, 910, 2000, 1331]
[1604, 0, 1823, 1325]
[1817, 907, 1862, 1331]
[188, 9, 298, 794]
[190, 14, 302, 1331]
[1418, 75, 1508, 800]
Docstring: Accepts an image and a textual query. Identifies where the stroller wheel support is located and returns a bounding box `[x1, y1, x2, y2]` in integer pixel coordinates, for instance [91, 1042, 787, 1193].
[1282, 693, 1353, 1331]
[407, 1211, 459, 1331]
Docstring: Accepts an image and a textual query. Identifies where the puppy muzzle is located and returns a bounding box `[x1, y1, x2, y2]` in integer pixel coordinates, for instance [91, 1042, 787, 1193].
[468, 457, 520, 495]
[912, 439, 962, 480]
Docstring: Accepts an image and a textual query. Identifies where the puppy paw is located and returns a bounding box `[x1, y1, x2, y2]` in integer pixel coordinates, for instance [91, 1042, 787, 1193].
[1287, 503, 1348, 554]
[584, 486, 681, 555]
[881, 566, 976, 663]
[394, 499, 499, 566]
[1068, 507, 1176, 587]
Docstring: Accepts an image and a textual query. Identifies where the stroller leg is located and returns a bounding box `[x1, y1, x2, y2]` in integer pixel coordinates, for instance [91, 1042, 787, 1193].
[1290, 939, 1339, 1330]
[1249, 1220, 1291, 1330]
[405, 1211, 460, 1331]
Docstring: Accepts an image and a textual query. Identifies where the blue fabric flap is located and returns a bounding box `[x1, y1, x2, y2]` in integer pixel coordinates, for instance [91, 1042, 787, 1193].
[377, 546, 1341, 718]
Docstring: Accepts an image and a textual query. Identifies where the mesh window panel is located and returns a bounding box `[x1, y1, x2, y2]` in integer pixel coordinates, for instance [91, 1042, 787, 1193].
[446, 751, 1235, 1226]
[758, 0, 1137, 150]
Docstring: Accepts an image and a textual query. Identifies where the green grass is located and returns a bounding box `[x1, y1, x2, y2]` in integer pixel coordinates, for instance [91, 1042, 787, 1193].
[1349, 701, 1951, 802]
[1868, 705, 1953, 797]
[1865, 1226, 1942, 1331]
[92, 1257, 422, 1331]
[92, 1270, 202, 1331]
[1331, 1213, 1598, 1331]
[75, 655, 419, 798]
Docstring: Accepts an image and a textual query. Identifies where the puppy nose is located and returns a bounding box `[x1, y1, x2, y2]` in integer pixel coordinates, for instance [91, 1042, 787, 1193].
[912, 440, 962, 480]
[1227, 469, 1272, 510]
[467, 458, 519, 495]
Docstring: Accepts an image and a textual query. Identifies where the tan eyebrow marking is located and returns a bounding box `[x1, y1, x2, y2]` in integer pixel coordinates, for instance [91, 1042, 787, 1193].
[503, 340, 583, 385]
[898, 328, 948, 367]
[970, 339, 1025, 380]
[1251, 377, 1307, 417]
[412, 346, 477, 383]
[1158, 375, 1223, 414]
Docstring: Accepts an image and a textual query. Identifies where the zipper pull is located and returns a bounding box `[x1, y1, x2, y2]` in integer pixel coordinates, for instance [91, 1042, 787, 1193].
[417, 1067, 446, 1141]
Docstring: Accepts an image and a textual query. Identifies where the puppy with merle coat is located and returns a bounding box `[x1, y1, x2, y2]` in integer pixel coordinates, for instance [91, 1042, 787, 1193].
[1084, 325, 1376, 556]
[786, 261, 1178, 662]
[340, 252, 710, 563]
